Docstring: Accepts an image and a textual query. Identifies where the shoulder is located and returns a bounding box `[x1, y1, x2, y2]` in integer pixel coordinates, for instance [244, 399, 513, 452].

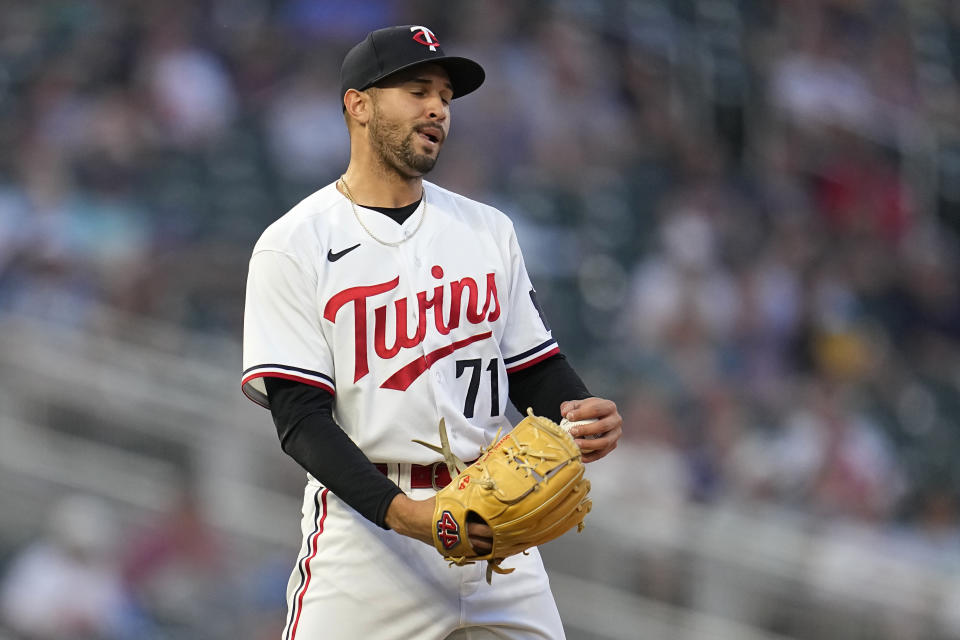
[424, 181, 516, 236]
[252, 183, 345, 259]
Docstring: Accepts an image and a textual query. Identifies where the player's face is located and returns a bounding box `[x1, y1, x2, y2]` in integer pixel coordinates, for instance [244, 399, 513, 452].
[368, 64, 452, 178]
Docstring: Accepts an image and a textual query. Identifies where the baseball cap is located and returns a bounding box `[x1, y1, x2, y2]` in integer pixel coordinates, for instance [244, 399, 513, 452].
[340, 25, 485, 106]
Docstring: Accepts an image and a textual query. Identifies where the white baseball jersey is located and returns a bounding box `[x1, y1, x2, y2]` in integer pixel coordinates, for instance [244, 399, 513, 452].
[241, 180, 559, 465]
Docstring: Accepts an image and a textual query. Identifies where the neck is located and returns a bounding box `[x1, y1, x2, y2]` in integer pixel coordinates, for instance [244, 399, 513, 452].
[339, 157, 423, 208]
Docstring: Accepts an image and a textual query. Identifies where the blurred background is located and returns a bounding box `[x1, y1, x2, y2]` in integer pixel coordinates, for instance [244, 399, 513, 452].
[0, 0, 958, 638]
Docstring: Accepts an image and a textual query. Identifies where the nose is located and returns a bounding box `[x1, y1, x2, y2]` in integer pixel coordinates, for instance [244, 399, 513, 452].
[425, 94, 448, 121]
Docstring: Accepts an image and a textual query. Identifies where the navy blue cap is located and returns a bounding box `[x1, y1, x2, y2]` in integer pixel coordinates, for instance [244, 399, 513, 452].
[340, 25, 485, 104]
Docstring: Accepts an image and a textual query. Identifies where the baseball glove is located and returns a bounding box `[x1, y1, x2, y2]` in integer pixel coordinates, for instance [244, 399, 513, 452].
[414, 409, 592, 582]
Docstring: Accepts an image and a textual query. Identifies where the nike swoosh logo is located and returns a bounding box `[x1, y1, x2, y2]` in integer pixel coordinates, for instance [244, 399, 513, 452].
[327, 243, 361, 262]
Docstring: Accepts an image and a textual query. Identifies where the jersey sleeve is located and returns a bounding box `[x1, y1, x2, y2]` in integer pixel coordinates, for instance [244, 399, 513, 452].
[242, 249, 335, 408]
[498, 223, 560, 373]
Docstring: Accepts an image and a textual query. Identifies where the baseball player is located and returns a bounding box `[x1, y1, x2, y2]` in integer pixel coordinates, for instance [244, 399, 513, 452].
[242, 25, 622, 639]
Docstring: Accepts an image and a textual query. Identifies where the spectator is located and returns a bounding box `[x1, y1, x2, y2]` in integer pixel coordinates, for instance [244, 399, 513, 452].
[121, 481, 224, 630]
[0, 495, 138, 639]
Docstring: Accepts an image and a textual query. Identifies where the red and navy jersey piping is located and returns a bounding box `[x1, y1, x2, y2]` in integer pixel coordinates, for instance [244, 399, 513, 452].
[242, 364, 335, 408]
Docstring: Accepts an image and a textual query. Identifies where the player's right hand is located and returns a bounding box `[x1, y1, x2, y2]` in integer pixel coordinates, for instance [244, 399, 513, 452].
[467, 520, 493, 554]
[386, 494, 493, 553]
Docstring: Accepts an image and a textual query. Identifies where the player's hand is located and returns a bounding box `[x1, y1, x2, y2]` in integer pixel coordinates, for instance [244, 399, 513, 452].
[386, 494, 493, 553]
[559, 397, 622, 463]
[466, 518, 493, 554]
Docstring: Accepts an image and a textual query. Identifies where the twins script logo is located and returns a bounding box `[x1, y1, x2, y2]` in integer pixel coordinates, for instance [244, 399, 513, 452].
[323, 266, 500, 390]
[410, 26, 439, 51]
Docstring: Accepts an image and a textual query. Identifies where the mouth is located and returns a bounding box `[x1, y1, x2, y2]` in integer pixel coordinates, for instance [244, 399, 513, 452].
[416, 126, 443, 147]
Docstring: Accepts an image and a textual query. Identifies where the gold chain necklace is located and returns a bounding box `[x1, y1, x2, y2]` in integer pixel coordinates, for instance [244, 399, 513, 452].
[338, 175, 427, 247]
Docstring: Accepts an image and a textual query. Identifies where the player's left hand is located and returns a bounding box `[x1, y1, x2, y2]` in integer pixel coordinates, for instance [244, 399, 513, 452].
[559, 397, 622, 463]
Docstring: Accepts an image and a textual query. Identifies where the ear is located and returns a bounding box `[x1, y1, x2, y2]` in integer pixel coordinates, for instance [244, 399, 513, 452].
[344, 89, 372, 125]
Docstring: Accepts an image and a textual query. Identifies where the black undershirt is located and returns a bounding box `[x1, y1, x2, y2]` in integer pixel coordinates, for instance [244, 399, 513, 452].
[265, 353, 590, 529]
[367, 199, 421, 224]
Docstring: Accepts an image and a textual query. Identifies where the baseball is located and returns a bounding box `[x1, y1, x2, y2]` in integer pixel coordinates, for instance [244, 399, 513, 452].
[560, 417, 600, 439]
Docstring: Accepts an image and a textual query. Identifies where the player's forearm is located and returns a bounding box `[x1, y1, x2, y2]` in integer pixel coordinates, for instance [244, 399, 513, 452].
[384, 494, 435, 545]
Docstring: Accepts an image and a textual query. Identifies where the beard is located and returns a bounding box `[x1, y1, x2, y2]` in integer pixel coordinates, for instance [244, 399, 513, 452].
[369, 102, 439, 177]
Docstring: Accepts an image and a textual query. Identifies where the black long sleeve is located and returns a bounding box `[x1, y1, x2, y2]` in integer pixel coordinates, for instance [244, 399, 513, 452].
[264, 377, 402, 529]
[507, 353, 591, 421]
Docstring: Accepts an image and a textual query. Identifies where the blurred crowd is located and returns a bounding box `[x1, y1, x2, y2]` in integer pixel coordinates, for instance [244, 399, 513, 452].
[0, 488, 288, 640]
[0, 0, 959, 637]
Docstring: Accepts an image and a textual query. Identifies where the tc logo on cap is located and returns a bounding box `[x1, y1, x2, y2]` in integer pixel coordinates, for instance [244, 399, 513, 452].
[410, 26, 439, 51]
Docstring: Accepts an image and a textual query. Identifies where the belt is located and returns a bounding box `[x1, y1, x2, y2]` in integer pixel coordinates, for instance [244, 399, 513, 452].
[375, 461, 472, 490]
